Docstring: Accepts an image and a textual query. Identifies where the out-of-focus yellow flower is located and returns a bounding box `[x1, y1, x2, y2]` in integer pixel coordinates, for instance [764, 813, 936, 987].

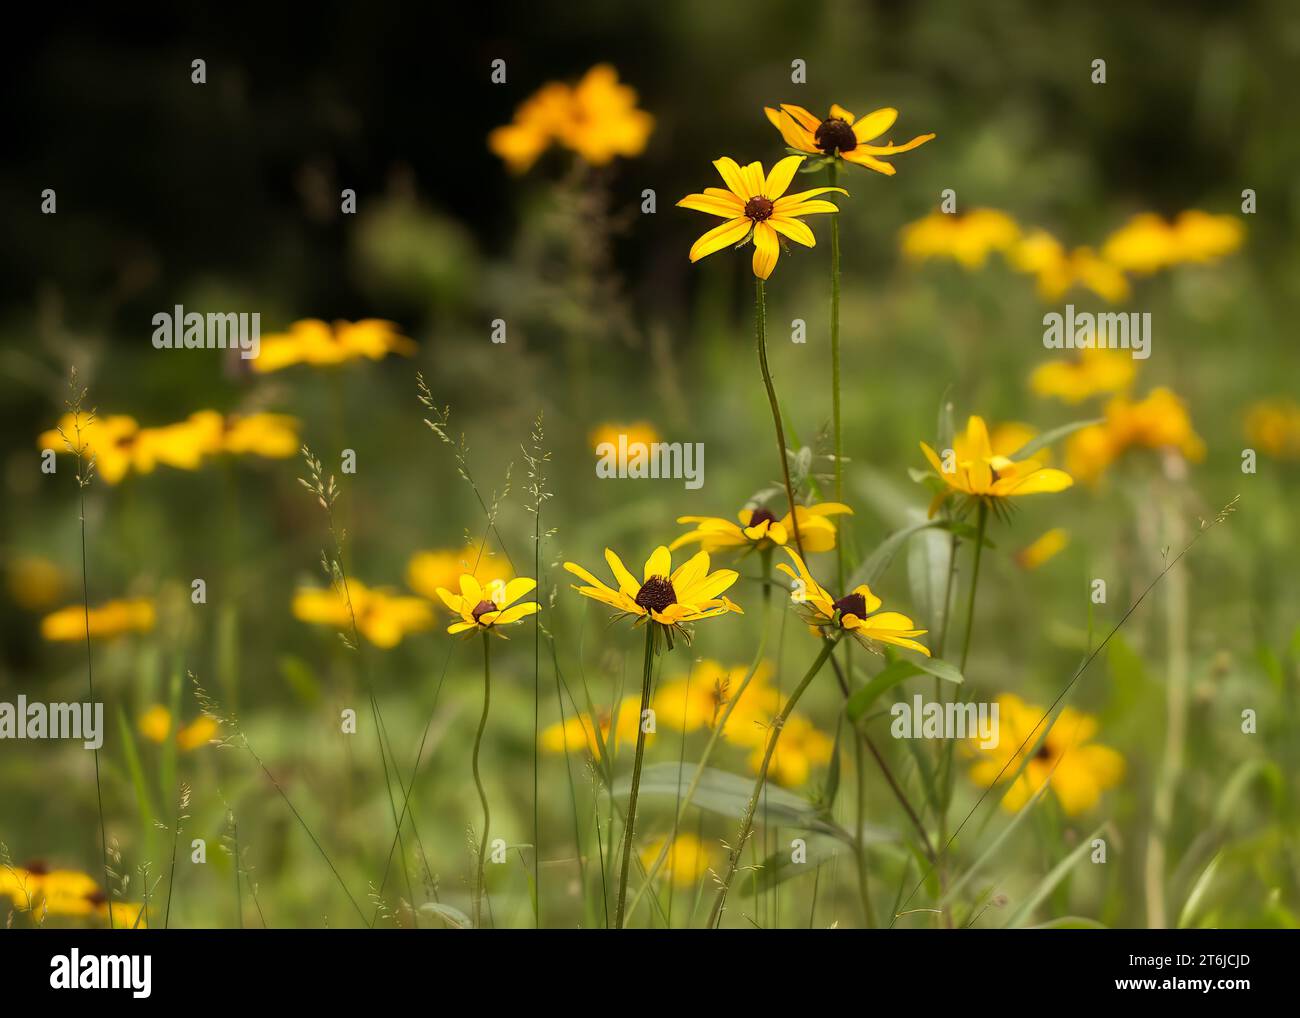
[1244, 399, 1300, 460]
[1015, 528, 1070, 570]
[406, 545, 512, 602]
[1065, 387, 1205, 484]
[7, 555, 66, 610]
[765, 103, 934, 175]
[653, 660, 780, 740]
[672, 502, 852, 554]
[1010, 230, 1130, 303]
[24, 868, 100, 919]
[38, 413, 142, 485]
[222, 413, 300, 458]
[1102, 210, 1244, 273]
[678, 155, 846, 280]
[1030, 348, 1137, 404]
[1, 865, 41, 910]
[540, 695, 652, 758]
[589, 421, 660, 453]
[132, 411, 225, 472]
[41, 598, 156, 642]
[138, 705, 219, 751]
[489, 65, 653, 173]
[968, 693, 1124, 816]
[252, 319, 416, 373]
[138, 705, 172, 743]
[292, 579, 434, 648]
[639, 832, 713, 887]
[900, 208, 1020, 268]
[435, 574, 539, 637]
[99, 899, 148, 929]
[919, 415, 1073, 517]
[745, 713, 835, 788]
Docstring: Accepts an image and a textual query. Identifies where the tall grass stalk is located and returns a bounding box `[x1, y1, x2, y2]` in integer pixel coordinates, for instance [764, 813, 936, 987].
[614, 623, 656, 928]
[754, 279, 804, 556]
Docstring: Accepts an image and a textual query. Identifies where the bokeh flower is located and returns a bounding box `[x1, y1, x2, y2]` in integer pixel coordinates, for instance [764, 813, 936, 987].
[7, 555, 66, 610]
[2, 864, 147, 928]
[1244, 398, 1300, 461]
[743, 713, 834, 788]
[138, 705, 219, 750]
[292, 579, 434, 648]
[766, 103, 934, 174]
[900, 208, 1021, 268]
[435, 575, 539, 637]
[653, 659, 780, 740]
[1102, 210, 1244, 273]
[406, 544, 512, 602]
[251, 319, 416, 373]
[221, 413, 301, 458]
[540, 696, 652, 758]
[1030, 348, 1137, 404]
[1065, 387, 1205, 484]
[1009, 230, 1130, 302]
[967, 693, 1124, 816]
[38, 413, 144, 485]
[671, 502, 852, 554]
[639, 833, 713, 887]
[678, 155, 846, 280]
[1015, 528, 1070, 570]
[41, 598, 155, 642]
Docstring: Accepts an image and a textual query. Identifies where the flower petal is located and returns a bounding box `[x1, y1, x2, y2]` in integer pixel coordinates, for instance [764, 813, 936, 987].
[689, 217, 752, 263]
[850, 107, 898, 141]
[711, 157, 750, 200]
[752, 221, 780, 279]
[769, 216, 815, 248]
[643, 546, 672, 580]
[763, 155, 806, 199]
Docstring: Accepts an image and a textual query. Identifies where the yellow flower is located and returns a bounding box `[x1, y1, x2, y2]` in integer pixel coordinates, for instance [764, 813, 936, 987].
[1244, 398, 1300, 461]
[1102, 210, 1244, 273]
[777, 549, 929, 655]
[746, 713, 835, 788]
[488, 65, 653, 172]
[678, 156, 847, 280]
[251, 319, 416, 373]
[24, 867, 101, 919]
[1065, 387, 1205, 484]
[435, 575, 539, 636]
[540, 696, 651, 758]
[1, 865, 41, 910]
[1010, 230, 1130, 303]
[968, 693, 1124, 816]
[292, 579, 434, 648]
[765, 103, 934, 175]
[99, 899, 148, 929]
[1015, 528, 1070, 571]
[41, 598, 156, 642]
[407, 544, 512, 602]
[671, 502, 852, 554]
[1030, 348, 1137, 404]
[953, 421, 1042, 463]
[654, 660, 779, 740]
[920, 415, 1073, 517]
[639, 833, 713, 887]
[38, 413, 142, 485]
[564, 546, 742, 649]
[900, 208, 1020, 268]
[138, 705, 218, 750]
[138, 705, 172, 743]
[7, 555, 66, 610]
[222, 413, 300, 458]
[588, 421, 661, 460]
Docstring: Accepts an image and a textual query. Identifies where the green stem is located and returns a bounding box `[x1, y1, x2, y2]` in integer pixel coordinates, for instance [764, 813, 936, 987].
[708, 636, 839, 927]
[959, 501, 989, 675]
[614, 623, 656, 928]
[755, 278, 804, 557]
[472, 632, 493, 928]
[828, 161, 844, 591]
[853, 734, 874, 927]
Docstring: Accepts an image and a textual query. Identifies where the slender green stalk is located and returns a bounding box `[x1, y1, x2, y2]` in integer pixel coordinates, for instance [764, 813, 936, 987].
[471, 632, 494, 928]
[828, 162, 844, 590]
[755, 278, 804, 556]
[959, 501, 989, 675]
[614, 623, 656, 927]
[708, 636, 839, 927]
[852, 735, 874, 927]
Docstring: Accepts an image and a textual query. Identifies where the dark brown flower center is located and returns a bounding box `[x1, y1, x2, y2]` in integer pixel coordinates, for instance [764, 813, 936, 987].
[748, 507, 778, 528]
[24, 860, 49, 876]
[832, 593, 867, 620]
[86, 888, 107, 906]
[815, 117, 858, 155]
[635, 575, 677, 614]
[1034, 742, 1055, 761]
[471, 599, 498, 621]
[744, 196, 775, 222]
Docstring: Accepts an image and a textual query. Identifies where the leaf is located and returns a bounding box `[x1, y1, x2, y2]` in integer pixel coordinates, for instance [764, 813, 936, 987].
[848, 517, 948, 590]
[942, 781, 1052, 907]
[1004, 822, 1107, 927]
[912, 656, 964, 685]
[419, 902, 473, 929]
[1010, 418, 1102, 461]
[846, 660, 921, 723]
[908, 522, 952, 643]
[1026, 915, 1108, 929]
[1177, 852, 1223, 929]
[751, 836, 850, 893]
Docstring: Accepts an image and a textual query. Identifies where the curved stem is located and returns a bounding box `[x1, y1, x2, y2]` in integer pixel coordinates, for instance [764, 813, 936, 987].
[755, 278, 804, 557]
[828, 161, 844, 591]
[708, 636, 839, 927]
[472, 631, 493, 928]
[614, 622, 656, 928]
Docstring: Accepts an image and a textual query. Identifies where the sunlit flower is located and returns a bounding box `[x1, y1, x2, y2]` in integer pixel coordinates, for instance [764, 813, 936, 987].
[7, 555, 66, 610]
[1244, 398, 1300, 461]
[99, 899, 148, 929]
[540, 695, 651, 758]
[1065, 387, 1205, 484]
[489, 65, 653, 172]
[765, 103, 934, 175]
[900, 208, 1020, 268]
[744, 713, 834, 788]
[0, 865, 41, 911]
[639, 832, 713, 887]
[777, 549, 929, 655]
[1102, 210, 1244, 273]
[38, 413, 143, 485]
[953, 421, 1042, 463]
[406, 544, 512, 603]
[919, 415, 1073, 517]
[1015, 528, 1070, 571]
[252, 319, 416, 373]
[138, 705, 218, 751]
[968, 693, 1124, 816]
[221, 413, 301, 458]
[22, 867, 100, 919]
[588, 421, 662, 472]
[1010, 230, 1130, 303]
[678, 156, 846, 280]
[292, 579, 434, 648]
[1030, 348, 1137, 404]
[564, 546, 742, 650]
[671, 502, 852, 555]
[654, 660, 780, 740]
[435, 575, 539, 637]
[41, 598, 156, 642]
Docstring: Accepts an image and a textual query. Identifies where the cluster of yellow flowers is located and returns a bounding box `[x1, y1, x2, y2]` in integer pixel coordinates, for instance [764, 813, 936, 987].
[489, 65, 655, 174]
[902, 207, 1243, 303]
[137, 704, 219, 751]
[41, 597, 155, 642]
[39, 410, 299, 485]
[1066, 388, 1206, 484]
[1, 862, 146, 928]
[252, 319, 416, 373]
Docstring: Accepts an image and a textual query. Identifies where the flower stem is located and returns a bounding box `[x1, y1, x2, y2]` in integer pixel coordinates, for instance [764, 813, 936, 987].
[959, 501, 989, 675]
[755, 278, 804, 557]
[708, 636, 839, 927]
[472, 631, 493, 928]
[828, 161, 844, 590]
[614, 622, 656, 928]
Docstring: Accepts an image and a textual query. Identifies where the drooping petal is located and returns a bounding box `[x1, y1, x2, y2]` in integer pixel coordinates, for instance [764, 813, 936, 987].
[778, 104, 821, 132]
[774, 109, 816, 151]
[752, 221, 780, 279]
[829, 103, 857, 125]
[839, 149, 897, 175]
[689, 217, 751, 263]
[858, 133, 935, 155]
[769, 216, 816, 248]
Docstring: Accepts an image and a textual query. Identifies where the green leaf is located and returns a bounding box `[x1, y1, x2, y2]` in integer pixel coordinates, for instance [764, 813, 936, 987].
[420, 902, 473, 929]
[1010, 418, 1102, 461]
[849, 517, 948, 589]
[911, 656, 964, 685]
[846, 660, 922, 723]
[1177, 852, 1223, 929]
[1005, 822, 1107, 927]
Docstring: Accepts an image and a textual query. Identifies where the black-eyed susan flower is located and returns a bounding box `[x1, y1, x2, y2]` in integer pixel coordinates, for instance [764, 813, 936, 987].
[653, 659, 780, 740]
[1014, 528, 1070, 571]
[1102, 210, 1244, 274]
[671, 502, 852, 555]
[38, 413, 144, 485]
[900, 208, 1021, 268]
[777, 548, 929, 655]
[435, 575, 539, 637]
[221, 413, 301, 459]
[1030, 347, 1137, 404]
[252, 319, 416, 373]
[41, 598, 155, 642]
[1065, 387, 1205, 484]
[1009, 230, 1130, 303]
[967, 693, 1124, 816]
[638, 833, 713, 888]
[292, 579, 433, 648]
[765, 103, 934, 175]
[919, 415, 1073, 518]
[564, 546, 742, 650]
[678, 156, 846, 280]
